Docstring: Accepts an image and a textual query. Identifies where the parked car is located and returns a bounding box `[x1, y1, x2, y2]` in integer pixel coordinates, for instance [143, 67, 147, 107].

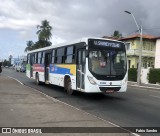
[15, 63, 21, 72]
[20, 64, 26, 72]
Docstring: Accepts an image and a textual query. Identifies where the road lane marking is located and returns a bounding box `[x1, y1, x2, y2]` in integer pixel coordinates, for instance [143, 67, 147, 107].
[7, 76, 24, 85]
[150, 95, 160, 99]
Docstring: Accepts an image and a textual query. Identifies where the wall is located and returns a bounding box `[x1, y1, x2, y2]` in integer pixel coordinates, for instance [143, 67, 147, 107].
[128, 57, 138, 68]
[155, 39, 160, 68]
[141, 68, 149, 84]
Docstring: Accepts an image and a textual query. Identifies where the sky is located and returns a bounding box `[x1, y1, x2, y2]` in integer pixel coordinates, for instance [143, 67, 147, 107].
[0, 0, 160, 60]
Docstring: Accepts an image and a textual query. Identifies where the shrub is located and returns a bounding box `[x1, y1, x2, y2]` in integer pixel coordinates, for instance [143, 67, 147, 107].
[128, 68, 137, 82]
[148, 68, 160, 84]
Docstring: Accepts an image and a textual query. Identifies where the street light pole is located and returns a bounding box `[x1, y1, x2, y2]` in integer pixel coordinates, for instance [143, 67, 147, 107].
[124, 11, 142, 85]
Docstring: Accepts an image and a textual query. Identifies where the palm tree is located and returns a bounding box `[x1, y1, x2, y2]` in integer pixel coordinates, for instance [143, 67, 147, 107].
[36, 20, 52, 48]
[112, 30, 122, 38]
[24, 41, 34, 52]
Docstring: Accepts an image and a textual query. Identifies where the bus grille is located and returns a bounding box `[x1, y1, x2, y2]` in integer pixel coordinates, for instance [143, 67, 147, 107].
[99, 87, 121, 92]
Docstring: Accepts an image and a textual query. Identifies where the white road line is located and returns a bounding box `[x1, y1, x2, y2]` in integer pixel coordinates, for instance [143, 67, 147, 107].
[150, 95, 160, 99]
[129, 84, 160, 90]
[7, 76, 24, 85]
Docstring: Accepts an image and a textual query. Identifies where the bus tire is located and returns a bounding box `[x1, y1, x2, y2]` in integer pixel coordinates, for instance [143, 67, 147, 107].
[35, 73, 40, 85]
[65, 78, 73, 95]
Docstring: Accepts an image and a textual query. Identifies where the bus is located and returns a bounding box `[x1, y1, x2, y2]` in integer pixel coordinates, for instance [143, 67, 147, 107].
[26, 38, 128, 94]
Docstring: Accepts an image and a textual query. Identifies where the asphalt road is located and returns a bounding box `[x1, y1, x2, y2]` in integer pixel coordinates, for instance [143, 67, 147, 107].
[2, 68, 160, 135]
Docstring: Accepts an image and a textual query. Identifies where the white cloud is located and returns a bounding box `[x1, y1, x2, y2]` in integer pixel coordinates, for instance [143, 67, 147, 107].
[1, 0, 160, 59]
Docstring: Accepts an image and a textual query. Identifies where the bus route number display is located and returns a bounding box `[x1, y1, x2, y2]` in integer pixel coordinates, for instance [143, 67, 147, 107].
[93, 40, 121, 48]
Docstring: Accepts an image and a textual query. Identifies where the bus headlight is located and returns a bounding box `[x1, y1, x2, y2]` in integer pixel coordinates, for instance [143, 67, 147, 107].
[87, 76, 97, 85]
[121, 78, 127, 85]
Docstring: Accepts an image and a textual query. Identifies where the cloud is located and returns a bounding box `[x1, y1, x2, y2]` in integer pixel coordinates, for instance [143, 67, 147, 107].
[0, 0, 160, 59]
[1, 0, 160, 36]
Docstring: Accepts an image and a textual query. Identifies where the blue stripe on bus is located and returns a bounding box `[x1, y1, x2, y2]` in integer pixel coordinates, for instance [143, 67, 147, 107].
[49, 65, 72, 75]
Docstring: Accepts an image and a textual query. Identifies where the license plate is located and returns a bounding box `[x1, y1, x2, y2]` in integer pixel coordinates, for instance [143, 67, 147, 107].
[106, 90, 114, 93]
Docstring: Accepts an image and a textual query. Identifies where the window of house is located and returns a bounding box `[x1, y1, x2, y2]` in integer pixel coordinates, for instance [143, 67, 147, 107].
[143, 45, 146, 50]
[151, 45, 153, 51]
[128, 60, 131, 69]
[148, 61, 151, 67]
[151, 62, 153, 67]
[143, 61, 147, 68]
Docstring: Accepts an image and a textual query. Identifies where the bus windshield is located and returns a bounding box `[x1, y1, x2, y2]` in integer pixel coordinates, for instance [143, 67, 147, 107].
[89, 49, 127, 77]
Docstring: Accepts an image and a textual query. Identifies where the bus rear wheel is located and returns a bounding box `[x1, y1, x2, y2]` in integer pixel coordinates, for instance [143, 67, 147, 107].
[65, 78, 73, 95]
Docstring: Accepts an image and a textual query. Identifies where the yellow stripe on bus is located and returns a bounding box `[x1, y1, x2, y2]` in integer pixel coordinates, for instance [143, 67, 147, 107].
[56, 64, 76, 76]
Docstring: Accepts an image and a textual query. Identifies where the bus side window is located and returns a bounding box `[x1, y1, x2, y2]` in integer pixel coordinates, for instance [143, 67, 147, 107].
[35, 53, 38, 64]
[30, 54, 35, 65]
[57, 48, 65, 64]
[66, 46, 74, 63]
[27, 54, 30, 64]
[38, 52, 42, 64]
[41, 52, 45, 64]
[52, 50, 55, 63]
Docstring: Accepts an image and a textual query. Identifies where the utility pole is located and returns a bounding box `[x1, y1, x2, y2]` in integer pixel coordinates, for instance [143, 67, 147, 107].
[124, 11, 143, 85]
[137, 26, 143, 85]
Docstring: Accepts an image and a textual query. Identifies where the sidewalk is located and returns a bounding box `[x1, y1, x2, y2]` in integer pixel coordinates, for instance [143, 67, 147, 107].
[0, 75, 135, 136]
[128, 81, 160, 90]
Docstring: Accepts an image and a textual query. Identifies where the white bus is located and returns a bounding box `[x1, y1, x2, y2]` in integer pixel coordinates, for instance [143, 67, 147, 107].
[26, 38, 128, 94]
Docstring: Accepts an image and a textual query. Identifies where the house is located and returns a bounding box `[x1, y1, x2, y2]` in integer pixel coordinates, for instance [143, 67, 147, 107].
[103, 34, 156, 68]
[119, 34, 156, 69]
[120, 34, 156, 69]
[154, 37, 160, 68]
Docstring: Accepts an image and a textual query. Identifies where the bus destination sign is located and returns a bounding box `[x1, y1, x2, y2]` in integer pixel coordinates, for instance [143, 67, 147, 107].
[93, 40, 121, 48]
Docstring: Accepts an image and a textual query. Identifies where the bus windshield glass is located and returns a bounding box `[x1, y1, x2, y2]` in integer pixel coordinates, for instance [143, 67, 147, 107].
[88, 39, 127, 79]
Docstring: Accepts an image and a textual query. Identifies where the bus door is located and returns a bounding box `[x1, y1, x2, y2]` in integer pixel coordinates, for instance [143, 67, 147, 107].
[30, 54, 35, 78]
[44, 52, 52, 83]
[77, 49, 86, 91]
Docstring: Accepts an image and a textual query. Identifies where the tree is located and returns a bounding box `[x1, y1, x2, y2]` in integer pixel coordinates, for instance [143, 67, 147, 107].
[24, 20, 52, 51]
[9, 55, 13, 64]
[112, 30, 122, 38]
[25, 41, 34, 52]
[33, 40, 52, 50]
[36, 20, 52, 48]
[3, 59, 10, 67]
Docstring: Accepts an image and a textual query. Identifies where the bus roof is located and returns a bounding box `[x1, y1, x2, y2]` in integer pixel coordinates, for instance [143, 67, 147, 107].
[27, 37, 124, 54]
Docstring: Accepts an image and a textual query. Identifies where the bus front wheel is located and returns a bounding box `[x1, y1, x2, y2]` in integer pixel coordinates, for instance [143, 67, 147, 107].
[65, 78, 73, 95]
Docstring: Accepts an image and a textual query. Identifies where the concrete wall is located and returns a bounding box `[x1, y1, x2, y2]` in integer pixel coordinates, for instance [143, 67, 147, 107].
[141, 68, 149, 84]
[155, 39, 160, 68]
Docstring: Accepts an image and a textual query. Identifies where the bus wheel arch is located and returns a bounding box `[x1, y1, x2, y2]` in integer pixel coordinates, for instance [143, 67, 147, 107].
[64, 75, 73, 95]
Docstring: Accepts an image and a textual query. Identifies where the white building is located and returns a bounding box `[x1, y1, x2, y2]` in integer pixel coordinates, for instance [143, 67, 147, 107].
[11, 56, 27, 65]
[154, 37, 160, 68]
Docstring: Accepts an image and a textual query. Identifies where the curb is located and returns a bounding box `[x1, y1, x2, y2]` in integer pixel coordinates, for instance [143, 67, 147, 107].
[128, 84, 160, 90]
